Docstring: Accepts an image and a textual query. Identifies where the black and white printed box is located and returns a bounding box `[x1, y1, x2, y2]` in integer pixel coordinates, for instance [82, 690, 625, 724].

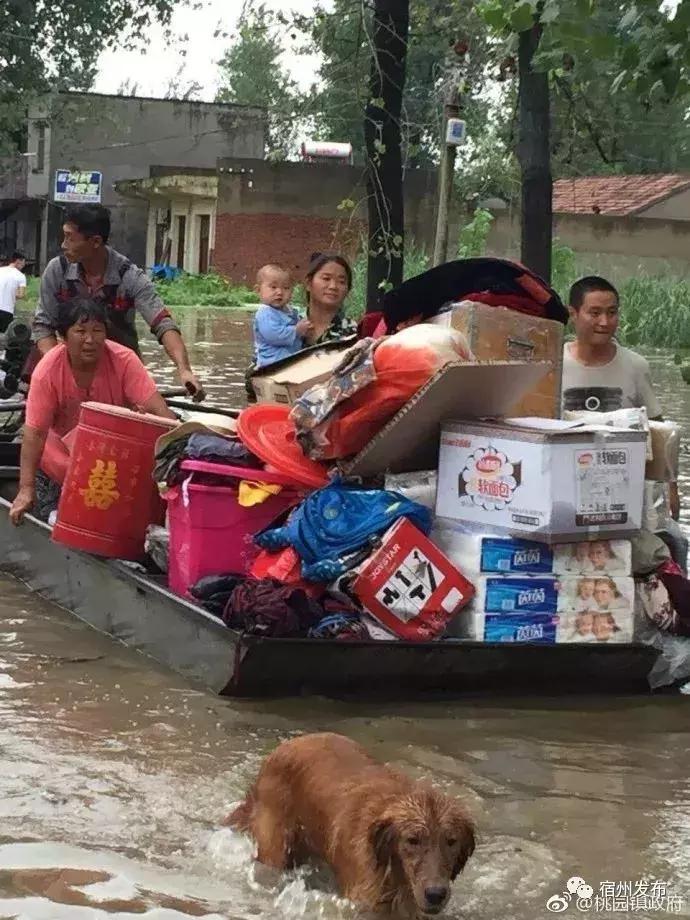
[436, 418, 646, 544]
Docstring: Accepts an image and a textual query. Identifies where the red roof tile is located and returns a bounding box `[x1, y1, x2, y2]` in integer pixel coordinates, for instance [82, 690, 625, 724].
[553, 174, 690, 216]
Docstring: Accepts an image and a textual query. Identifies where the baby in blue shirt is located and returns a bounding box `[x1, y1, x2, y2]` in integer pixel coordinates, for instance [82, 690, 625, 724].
[253, 264, 314, 368]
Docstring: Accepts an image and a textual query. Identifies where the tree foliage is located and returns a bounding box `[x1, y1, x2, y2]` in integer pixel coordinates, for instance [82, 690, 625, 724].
[0, 0, 185, 154]
[298, 0, 491, 168]
[476, 0, 690, 276]
[215, 4, 301, 158]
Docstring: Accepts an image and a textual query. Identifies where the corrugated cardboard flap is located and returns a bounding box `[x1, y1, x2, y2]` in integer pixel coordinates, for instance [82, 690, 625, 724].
[250, 337, 356, 385]
[341, 361, 549, 478]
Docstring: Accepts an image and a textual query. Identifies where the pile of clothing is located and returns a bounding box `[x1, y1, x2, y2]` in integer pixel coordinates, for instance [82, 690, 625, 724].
[154, 427, 260, 485]
[190, 573, 366, 640]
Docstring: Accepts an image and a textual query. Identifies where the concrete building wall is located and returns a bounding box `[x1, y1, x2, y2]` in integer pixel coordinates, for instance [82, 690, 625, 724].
[212, 158, 455, 284]
[488, 210, 690, 281]
[25, 93, 265, 268]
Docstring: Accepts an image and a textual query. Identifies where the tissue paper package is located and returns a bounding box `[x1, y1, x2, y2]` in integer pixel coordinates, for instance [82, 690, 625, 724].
[484, 614, 559, 644]
[447, 575, 634, 642]
[478, 576, 560, 614]
[474, 574, 634, 615]
[430, 519, 632, 577]
[453, 608, 632, 644]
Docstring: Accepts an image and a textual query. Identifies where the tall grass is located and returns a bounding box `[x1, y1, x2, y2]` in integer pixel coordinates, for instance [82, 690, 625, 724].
[549, 242, 690, 349]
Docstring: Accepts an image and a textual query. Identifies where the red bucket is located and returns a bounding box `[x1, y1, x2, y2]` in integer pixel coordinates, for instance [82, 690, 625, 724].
[52, 402, 176, 559]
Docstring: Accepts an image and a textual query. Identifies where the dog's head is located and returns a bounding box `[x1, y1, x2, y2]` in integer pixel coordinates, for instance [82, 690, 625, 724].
[369, 788, 475, 917]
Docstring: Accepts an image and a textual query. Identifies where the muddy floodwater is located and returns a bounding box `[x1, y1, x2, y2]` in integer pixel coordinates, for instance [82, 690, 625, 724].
[1, 308, 689, 920]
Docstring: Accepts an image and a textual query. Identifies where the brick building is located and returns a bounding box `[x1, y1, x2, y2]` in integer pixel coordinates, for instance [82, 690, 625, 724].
[117, 159, 452, 283]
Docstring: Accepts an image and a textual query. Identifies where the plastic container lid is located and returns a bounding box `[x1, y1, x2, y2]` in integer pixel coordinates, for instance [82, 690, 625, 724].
[236, 405, 330, 489]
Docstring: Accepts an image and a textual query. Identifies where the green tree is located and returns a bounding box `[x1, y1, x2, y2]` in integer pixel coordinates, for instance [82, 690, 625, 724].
[549, 1, 690, 175]
[479, 0, 690, 279]
[216, 5, 301, 158]
[300, 0, 491, 168]
[0, 0, 184, 154]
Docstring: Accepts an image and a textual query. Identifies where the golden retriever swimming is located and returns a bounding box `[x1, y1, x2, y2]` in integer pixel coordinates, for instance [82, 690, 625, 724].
[225, 732, 475, 918]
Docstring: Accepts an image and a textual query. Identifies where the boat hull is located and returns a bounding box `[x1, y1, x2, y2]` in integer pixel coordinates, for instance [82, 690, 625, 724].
[0, 497, 661, 697]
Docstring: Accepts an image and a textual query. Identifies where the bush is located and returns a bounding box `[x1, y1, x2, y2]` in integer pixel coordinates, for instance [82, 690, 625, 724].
[153, 272, 259, 307]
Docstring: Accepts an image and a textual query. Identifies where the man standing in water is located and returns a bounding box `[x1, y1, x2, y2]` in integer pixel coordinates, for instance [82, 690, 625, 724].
[562, 275, 684, 562]
[33, 204, 204, 400]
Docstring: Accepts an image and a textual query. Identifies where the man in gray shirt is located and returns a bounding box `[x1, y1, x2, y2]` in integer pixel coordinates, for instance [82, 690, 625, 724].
[34, 204, 204, 400]
[563, 274, 682, 544]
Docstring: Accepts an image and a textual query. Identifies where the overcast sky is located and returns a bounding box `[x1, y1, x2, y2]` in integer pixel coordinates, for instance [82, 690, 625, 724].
[94, 0, 324, 100]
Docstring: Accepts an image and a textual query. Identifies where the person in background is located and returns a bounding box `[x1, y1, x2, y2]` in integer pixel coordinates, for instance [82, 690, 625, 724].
[0, 250, 27, 332]
[304, 252, 357, 344]
[253, 264, 313, 368]
[562, 275, 682, 532]
[10, 298, 176, 525]
[32, 204, 204, 400]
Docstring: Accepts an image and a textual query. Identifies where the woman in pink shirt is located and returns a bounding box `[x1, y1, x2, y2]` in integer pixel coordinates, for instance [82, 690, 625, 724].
[10, 298, 175, 525]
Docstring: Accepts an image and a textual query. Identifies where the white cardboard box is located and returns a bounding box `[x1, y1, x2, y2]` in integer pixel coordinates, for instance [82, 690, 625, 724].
[436, 418, 646, 544]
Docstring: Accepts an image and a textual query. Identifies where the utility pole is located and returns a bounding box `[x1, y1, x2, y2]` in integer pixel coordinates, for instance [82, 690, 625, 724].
[432, 65, 465, 267]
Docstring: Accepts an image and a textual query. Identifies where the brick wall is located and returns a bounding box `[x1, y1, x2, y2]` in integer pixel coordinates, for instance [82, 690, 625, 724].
[213, 212, 365, 285]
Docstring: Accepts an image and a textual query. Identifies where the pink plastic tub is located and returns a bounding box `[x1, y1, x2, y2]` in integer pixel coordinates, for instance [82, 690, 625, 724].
[164, 460, 304, 597]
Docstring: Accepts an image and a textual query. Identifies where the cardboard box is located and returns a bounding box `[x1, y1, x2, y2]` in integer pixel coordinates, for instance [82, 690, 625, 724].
[334, 517, 475, 641]
[431, 302, 564, 418]
[646, 421, 680, 481]
[436, 418, 646, 543]
[251, 338, 355, 405]
[340, 361, 550, 478]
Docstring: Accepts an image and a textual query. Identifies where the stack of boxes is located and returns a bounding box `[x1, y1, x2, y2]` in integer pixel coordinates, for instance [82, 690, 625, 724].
[433, 417, 647, 645]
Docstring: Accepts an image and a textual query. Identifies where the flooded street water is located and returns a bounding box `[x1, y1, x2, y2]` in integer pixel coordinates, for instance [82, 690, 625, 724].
[1, 307, 690, 919]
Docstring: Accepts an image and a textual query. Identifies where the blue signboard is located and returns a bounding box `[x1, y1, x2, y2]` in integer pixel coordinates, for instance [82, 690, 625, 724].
[54, 169, 103, 204]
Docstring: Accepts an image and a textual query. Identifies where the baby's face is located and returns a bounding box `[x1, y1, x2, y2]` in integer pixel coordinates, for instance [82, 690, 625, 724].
[594, 583, 614, 606]
[259, 272, 292, 307]
[592, 614, 613, 639]
[578, 580, 595, 600]
[589, 542, 610, 569]
[577, 612, 594, 635]
[575, 543, 590, 563]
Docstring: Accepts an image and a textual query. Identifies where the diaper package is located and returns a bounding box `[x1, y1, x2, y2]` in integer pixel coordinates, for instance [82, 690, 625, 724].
[446, 574, 635, 643]
[430, 518, 632, 577]
[557, 609, 634, 644]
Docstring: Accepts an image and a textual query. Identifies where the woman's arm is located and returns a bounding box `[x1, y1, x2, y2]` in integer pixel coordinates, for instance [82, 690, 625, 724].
[141, 390, 177, 421]
[10, 426, 47, 525]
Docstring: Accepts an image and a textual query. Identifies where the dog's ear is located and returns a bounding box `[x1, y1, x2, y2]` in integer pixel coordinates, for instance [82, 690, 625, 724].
[370, 819, 396, 867]
[450, 815, 476, 880]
